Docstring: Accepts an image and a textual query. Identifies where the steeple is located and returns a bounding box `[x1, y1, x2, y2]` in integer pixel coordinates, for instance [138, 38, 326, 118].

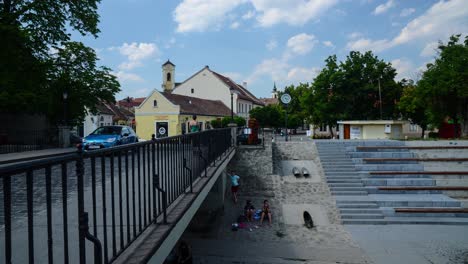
[162, 60, 175, 92]
[271, 82, 278, 99]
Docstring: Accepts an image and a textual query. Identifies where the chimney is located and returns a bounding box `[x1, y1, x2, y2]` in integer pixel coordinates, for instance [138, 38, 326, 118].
[242, 81, 247, 89]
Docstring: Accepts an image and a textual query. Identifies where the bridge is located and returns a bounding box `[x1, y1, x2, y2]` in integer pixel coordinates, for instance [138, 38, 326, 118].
[0, 128, 236, 263]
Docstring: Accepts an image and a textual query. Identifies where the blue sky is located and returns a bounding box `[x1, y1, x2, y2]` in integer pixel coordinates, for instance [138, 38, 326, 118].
[74, 0, 468, 100]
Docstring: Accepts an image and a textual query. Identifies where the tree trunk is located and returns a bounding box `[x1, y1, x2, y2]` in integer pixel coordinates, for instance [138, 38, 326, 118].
[328, 125, 334, 138]
[420, 126, 426, 139]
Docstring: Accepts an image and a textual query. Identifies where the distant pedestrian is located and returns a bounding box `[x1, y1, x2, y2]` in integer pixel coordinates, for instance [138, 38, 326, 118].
[189, 115, 199, 133]
[244, 200, 255, 221]
[260, 200, 272, 226]
[229, 171, 240, 204]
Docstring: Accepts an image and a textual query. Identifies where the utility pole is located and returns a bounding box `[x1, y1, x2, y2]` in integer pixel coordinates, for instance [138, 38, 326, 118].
[378, 78, 382, 120]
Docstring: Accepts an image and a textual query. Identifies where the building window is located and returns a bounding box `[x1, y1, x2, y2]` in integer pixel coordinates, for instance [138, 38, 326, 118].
[409, 124, 418, 132]
[319, 124, 327, 132]
[167, 72, 171, 81]
[153, 100, 158, 108]
[191, 88, 194, 94]
[100, 116, 104, 122]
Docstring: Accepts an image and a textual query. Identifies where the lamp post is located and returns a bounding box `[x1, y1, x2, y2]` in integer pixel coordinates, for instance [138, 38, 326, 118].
[63, 91, 68, 125]
[378, 77, 383, 120]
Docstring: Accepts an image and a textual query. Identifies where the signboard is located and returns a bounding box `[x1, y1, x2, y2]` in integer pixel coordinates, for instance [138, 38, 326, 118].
[243, 128, 252, 135]
[384, 124, 391, 133]
[350, 126, 361, 139]
[306, 130, 312, 137]
[280, 93, 291, 104]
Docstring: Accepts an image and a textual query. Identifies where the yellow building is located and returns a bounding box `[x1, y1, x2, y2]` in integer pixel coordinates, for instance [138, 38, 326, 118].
[337, 120, 407, 140]
[135, 90, 231, 140]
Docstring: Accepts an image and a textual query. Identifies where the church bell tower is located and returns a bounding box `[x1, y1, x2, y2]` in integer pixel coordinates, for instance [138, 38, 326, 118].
[162, 60, 175, 92]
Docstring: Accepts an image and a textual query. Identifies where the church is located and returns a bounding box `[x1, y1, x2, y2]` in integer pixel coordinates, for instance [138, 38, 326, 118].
[135, 60, 264, 139]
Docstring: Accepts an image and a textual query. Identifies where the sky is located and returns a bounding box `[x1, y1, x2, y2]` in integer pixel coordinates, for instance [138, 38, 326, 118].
[73, 0, 468, 100]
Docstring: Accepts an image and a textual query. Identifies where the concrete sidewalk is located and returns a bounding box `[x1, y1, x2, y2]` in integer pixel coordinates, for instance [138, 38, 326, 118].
[0, 147, 76, 165]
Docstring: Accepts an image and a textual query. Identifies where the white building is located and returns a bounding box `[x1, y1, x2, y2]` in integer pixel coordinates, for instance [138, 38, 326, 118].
[161, 60, 264, 120]
[81, 104, 114, 137]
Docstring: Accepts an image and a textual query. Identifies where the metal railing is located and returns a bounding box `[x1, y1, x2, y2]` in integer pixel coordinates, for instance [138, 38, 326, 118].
[0, 129, 58, 154]
[0, 128, 233, 264]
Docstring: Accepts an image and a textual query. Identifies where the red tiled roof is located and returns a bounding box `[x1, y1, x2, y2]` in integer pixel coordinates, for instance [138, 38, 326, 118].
[117, 97, 146, 108]
[162, 92, 231, 117]
[211, 71, 264, 106]
[260, 97, 279, 106]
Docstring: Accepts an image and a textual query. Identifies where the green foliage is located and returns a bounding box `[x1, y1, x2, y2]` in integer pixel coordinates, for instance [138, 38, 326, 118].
[210, 119, 222, 128]
[0, 0, 120, 126]
[221, 116, 246, 127]
[417, 34, 468, 137]
[249, 104, 282, 128]
[302, 51, 401, 136]
[397, 79, 428, 138]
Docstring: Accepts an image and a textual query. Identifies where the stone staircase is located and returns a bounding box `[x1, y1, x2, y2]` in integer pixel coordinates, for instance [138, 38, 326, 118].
[316, 140, 468, 225]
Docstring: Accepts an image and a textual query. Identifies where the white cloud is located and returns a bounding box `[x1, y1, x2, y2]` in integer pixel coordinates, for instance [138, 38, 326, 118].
[391, 58, 414, 80]
[400, 7, 415, 17]
[347, 0, 468, 52]
[173, 0, 246, 33]
[266, 39, 277, 51]
[420, 42, 439, 57]
[287, 33, 317, 55]
[373, 0, 395, 15]
[173, 0, 338, 32]
[392, 0, 467, 45]
[242, 10, 255, 20]
[346, 38, 392, 52]
[114, 71, 144, 82]
[230, 21, 240, 29]
[115, 42, 159, 70]
[348, 32, 363, 39]
[323, 40, 335, 48]
[287, 67, 319, 83]
[246, 58, 289, 84]
[251, 0, 339, 27]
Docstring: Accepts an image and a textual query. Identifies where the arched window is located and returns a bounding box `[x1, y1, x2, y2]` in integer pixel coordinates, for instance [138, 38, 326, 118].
[153, 100, 158, 108]
[100, 116, 104, 122]
[167, 72, 171, 81]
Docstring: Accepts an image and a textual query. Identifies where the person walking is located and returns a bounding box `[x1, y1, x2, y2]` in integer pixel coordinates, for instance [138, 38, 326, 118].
[189, 115, 199, 133]
[229, 171, 240, 204]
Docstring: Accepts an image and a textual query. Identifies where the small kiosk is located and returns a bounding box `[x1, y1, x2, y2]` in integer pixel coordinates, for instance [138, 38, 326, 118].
[337, 120, 407, 140]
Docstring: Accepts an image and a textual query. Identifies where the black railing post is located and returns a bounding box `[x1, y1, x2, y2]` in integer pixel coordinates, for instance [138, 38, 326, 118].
[76, 147, 87, 264]
[183, 158, 193, 193]
[151, 134, 157, 222]
[153, 173, 167, 224]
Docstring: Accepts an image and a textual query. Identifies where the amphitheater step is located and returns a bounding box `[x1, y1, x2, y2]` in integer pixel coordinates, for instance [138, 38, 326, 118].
[341, 213, 384, 219]
[337, 203, 380, 209]
[331, 191, 368, 195]
[342, 217, 468, 225]
[328, 183, 364, 187]
[362, 178, 435, 186]
[330, 187, 367, 192]
[340, 208, 383, 214]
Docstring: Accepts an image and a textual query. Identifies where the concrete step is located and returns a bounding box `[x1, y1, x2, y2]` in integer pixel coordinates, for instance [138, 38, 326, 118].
[322, 166, 356, 169]
[327, 179, 363, 183]
[328, 183, 364, 187]
[340, 208, 383, 214]
[355, 164, 424, 171]
[362, 178, 435, 186]
[349, 152, 416, 159]
[331, 191, 368, 196]
[342, 217, 468, 225]
[341, 213, 384, 219]
[365, 187, 442, 194]
[393, 212, 468, 218]
[359, 173, 432, 179]
[330, 187, 367, 191]
[337, 203, 380, 208]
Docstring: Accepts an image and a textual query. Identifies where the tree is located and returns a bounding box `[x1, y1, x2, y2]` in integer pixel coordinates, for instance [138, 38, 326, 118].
[249, 105, 282, 128]
[398, 79, 428, 138]
[302, 51, 402, 137]
[0, 0, 120, 124]
[46, 42, 120, 125]
[221, 116, 246, 127]
[417, 35, 468, 137]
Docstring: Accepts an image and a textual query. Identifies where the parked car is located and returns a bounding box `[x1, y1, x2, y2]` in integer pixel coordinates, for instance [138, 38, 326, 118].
[82, 125, 138, 150]
[237, 132, 261, 145]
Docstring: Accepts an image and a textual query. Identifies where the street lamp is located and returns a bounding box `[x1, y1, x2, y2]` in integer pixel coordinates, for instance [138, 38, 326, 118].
[63, 91, 68, 125]
[229, 87, 239, 123]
